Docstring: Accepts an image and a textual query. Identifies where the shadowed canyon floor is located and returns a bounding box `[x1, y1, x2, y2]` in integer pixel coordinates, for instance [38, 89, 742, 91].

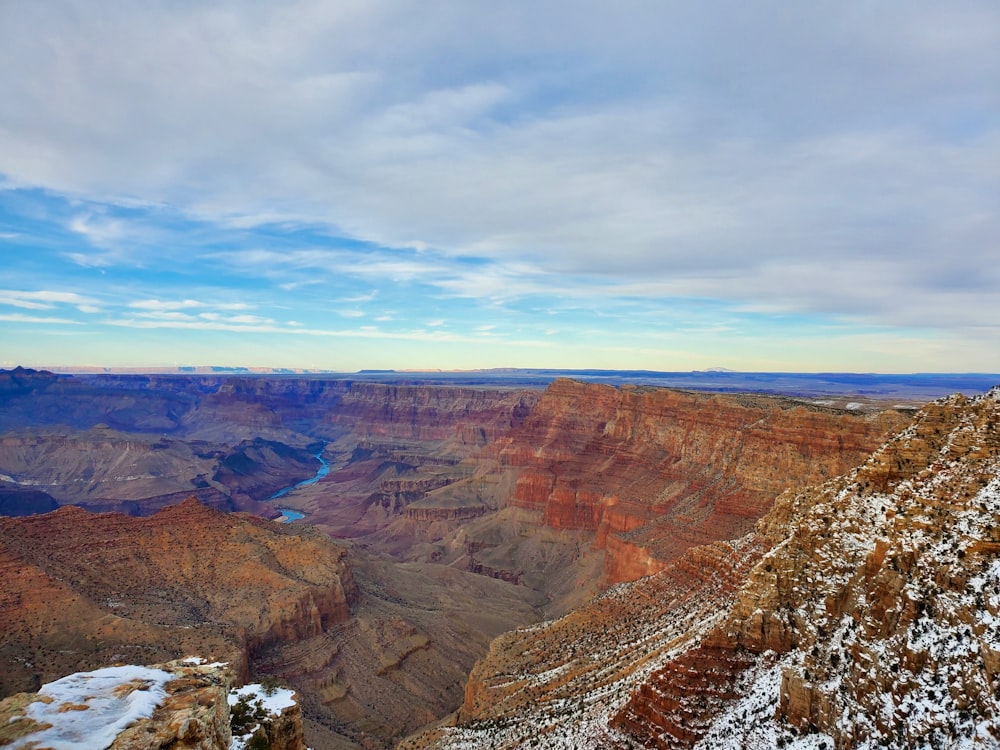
[1, 368, 971, 748]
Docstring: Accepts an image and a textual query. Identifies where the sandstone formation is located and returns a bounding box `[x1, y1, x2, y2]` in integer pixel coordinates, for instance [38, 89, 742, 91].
[410, 387, 1000, 749]
[256, 553, 546, 749]
[278, 384, 539, 539]
[0, 370, 540, 528]
[0, 498, 355, 698]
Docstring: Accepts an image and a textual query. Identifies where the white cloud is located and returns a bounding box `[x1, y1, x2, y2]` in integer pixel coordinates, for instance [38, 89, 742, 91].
[0, 313, 82, 324]
[69, 213, 126, 248]
[135, 311, 197, 322]
[0, 290, 99, 309]
[127, 298, 250, 312]
[129, 299, 204, 311]
[343, 290, 378, 303]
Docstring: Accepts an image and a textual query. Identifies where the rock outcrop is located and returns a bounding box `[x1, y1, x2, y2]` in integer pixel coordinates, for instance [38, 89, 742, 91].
[0, 498, 355, 698]
[0, 659, 307, 750]
[0, 372, 539, 522]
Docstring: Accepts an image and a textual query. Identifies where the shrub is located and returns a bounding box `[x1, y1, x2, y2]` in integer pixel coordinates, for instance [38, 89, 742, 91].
[230, 694, 268, 736]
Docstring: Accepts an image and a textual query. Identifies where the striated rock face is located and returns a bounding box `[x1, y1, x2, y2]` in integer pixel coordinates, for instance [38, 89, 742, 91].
[0, 373, 538, 523]
[400, 536, 763, 750]
[328, 382, 537, 448]
[497, 379, 906, 583]
[279, 387, 538, 541]
[0, 497, 356, 698]
[0, 429, 319, 518]
[667, 386, 1000, 749]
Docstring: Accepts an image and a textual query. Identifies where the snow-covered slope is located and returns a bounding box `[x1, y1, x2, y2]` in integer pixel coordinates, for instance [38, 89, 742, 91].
[680, 386, 1000, 749]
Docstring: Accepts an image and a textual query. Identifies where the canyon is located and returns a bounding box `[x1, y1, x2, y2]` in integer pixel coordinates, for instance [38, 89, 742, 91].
[407, 387, 1000, 749]
[1, 367, 984, 749]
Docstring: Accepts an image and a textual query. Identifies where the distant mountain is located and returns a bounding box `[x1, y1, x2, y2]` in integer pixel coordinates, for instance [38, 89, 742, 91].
[11, 367, 1000, 400]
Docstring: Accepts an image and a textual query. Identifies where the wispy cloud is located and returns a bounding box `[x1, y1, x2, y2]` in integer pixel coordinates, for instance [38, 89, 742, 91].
[129, 299, 251, 312]
[69, 214, 126, 248]
[129, 299, 204, 311]
[0, 313, 82, 325]
[0, 290, 100, 312]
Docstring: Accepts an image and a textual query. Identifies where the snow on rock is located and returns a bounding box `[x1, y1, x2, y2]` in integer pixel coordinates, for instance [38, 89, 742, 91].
[228, 683, 301, 750]
[228, 684, 297, 714]
[8, 665, 173, 750]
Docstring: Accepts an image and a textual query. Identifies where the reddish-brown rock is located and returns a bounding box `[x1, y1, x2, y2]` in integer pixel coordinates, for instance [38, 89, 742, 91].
[496, 379, 906, 583]
[0, 498, 355, 698]
[327, 383, 538, 447]
[407, 388, 1000, 750]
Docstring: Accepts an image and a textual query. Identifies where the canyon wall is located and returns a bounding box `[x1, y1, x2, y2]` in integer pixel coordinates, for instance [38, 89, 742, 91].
[0, 497, 356, 698]
[0, 370, 539, 524]
[1, 368, 929, 749]
[493, 378, 907, 583]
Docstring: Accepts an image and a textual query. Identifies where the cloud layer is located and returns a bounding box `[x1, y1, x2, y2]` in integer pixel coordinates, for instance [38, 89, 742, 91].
[1, 1, 998, 370]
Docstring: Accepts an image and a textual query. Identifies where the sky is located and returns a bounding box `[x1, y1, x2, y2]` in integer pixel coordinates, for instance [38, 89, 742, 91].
[1, 2, 998, 373]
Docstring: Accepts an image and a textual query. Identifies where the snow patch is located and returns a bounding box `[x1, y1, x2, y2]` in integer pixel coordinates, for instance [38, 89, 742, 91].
[228, 683, 297, 714]
[10, 665, 174, 750]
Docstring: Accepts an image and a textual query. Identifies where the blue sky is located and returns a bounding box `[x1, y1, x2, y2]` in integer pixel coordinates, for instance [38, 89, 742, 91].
[1, 2, 999, 372]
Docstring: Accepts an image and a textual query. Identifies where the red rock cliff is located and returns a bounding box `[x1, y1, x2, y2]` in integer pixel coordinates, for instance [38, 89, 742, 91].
[328, 382, 537, 448]
[612, 388, 1000, 749]
[497, 379, 906, 582]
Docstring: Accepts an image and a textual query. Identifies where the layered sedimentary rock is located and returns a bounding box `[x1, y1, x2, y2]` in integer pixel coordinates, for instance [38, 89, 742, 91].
[495, 379, 907, 583]
[400, 537, 764, 750]
[257, 554, 546, 750]
[0, 498, 355, 698]
[0, 430, 321, 517]
[0, 369, 930, 749]
[417, 386, 1000, 749]
[328, 383, 537, 447]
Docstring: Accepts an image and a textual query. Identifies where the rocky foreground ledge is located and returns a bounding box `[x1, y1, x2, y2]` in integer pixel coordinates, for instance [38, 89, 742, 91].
[0, 658, 305, 750]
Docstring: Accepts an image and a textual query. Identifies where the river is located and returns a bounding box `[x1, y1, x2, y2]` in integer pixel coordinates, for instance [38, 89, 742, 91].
[268, 445, 329, 522]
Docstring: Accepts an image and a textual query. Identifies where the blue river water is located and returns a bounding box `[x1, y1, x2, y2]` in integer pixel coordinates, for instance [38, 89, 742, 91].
[268, 446, 329, 522]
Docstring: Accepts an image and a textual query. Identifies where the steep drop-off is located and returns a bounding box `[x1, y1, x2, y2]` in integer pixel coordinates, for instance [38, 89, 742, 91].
[0, 370, 923, 749]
